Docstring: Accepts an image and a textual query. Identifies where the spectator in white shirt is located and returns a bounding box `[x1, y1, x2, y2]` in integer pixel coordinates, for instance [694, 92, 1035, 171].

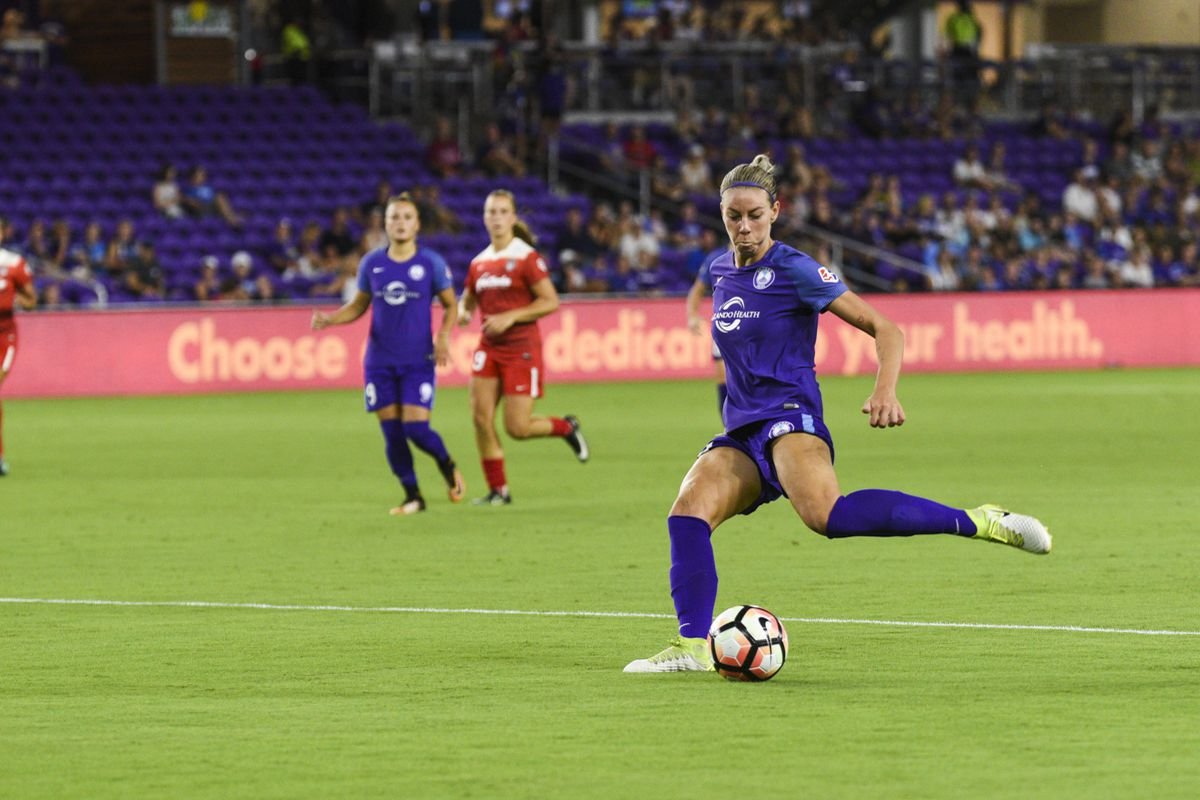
[1130, 138, 1163, 183]
[953, 143, 989, 189]
[1117, 245, 1155, 288]
[1062, 166, 1100, 222]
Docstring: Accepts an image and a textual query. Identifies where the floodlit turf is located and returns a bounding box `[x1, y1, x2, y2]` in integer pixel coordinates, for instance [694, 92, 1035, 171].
[2, 368, 1199, 799]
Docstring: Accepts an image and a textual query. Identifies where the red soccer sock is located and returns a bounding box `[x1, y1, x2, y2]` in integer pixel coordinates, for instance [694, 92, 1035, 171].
[482, 457, 507, 492]
[548, 417, 572, 437]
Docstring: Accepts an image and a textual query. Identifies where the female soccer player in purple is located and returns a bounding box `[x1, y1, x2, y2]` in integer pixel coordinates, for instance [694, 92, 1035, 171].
[625, 155, 1051, 673]
[312, 193, 466, 515]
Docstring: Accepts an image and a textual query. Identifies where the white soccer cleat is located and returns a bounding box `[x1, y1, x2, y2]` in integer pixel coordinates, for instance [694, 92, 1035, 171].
[623, 636, 713, 673]
[389, 497, 426, 515]
[969, 504, 1052, 554]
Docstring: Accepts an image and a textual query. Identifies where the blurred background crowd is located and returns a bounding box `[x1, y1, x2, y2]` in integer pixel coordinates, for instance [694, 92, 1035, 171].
[2, 0, 1198, 309]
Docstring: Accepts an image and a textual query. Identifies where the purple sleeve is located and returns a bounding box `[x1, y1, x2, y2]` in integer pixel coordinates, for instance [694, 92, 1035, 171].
[781, 251, 848, 312]
[427, 250, 452, 293]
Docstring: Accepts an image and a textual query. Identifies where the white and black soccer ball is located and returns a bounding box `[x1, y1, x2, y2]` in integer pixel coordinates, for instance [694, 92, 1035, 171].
[707, 604, 789, 682]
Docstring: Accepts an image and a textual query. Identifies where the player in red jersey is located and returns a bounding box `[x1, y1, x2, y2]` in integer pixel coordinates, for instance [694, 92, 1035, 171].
[0, 248, 36, 476]
[458, 189, 588, 505]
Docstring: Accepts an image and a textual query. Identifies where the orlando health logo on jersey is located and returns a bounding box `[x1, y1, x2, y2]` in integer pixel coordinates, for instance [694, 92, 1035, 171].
[375, 262, 432, 306]
[712, 296, 761, 333]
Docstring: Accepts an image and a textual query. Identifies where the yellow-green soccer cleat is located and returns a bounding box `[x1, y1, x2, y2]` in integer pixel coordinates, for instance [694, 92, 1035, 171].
[623, 635, 714, 673]
[967, 504, 1052, 554]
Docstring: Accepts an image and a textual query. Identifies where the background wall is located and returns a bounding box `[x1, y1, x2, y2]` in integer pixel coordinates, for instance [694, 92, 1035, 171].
[1025, 0, 1200, 46]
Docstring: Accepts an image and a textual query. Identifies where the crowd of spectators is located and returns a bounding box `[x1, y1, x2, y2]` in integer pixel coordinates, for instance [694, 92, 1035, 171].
[813, 117, 1200, 292]
[8, 2, 1200, 307]
[15, 171, 470, 307]
[557, 84, 1200, 296]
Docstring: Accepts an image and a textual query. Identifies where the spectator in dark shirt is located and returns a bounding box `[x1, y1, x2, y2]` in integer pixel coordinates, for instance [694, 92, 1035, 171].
[182, 165, 243, 228]
[556, 248, 588, 294]
[426, 115, 463, 178]
[556, 207, 596, 260]
[411, 185, 463, 233]
[225, 250, 274, 301]
[359, 180, 392, 224]
[193, 255, 223, 301]
[622, 124, 657, 171]
[264, 217, 300, 278]
[104, 218, 138, 283]
[126, 240, 165, 299]
[475, 121, 525, 178]
[319, 208, 358, 266]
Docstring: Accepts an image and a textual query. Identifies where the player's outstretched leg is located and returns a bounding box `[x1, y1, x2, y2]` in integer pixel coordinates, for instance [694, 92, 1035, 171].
[966, 504, 1052, 554]
[562, 415, 588, 462]
[822, 490, 1050, 554]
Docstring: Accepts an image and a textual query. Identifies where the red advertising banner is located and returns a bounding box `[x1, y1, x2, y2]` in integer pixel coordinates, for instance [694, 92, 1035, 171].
[5, 290, 1199, 399]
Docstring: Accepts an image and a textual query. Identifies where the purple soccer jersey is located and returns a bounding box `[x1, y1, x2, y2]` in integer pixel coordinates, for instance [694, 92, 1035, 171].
[357, 246, 453, 369]
[709, 241, 848, 432]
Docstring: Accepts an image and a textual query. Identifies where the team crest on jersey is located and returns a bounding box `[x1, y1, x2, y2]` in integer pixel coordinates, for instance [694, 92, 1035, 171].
[753, 267, 775, 290]
[768, 421, 795, 439]
[505, 260, 516, 272]
[409, 264, 426, 281]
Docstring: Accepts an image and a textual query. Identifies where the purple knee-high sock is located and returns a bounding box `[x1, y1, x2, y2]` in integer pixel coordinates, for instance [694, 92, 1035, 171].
[380, 419, 418, 495]
[403, 420, 451, 465]
[668, 515, 718, 639]
[825, 489, 975, 538]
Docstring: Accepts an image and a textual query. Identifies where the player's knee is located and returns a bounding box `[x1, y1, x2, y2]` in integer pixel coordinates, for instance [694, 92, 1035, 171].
[504, 420, 532, 440]
[669, 489, 714, 526]
[471, 407, 493, 430]
[793, 502, 831, 537]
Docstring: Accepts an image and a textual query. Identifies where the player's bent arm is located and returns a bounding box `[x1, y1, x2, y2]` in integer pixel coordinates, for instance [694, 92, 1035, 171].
[311, 290, 370, 330]
[510, 277, 559, 323]
[685, 277, 706, 334]
[828, 291, 906, 427]
[434, 287, 457, 365]
[457, 286, 477, 326]
[17, 283, 37, 310]
[479, 278, 560, 337]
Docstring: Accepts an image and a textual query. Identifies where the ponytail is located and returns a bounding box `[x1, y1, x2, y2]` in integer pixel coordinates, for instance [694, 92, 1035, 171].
[512, 217, 537, 247]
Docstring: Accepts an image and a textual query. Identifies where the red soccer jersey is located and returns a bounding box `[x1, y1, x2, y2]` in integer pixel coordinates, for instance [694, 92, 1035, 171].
[0, 249, 32, 336]
[465, 238, 552, 354]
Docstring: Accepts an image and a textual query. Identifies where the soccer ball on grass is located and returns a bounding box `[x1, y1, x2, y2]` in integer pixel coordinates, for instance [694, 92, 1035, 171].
[707, 604, 788, 682]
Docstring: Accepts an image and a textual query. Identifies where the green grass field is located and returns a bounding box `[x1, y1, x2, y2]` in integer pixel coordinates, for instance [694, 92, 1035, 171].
[3, 368, 1199, 799]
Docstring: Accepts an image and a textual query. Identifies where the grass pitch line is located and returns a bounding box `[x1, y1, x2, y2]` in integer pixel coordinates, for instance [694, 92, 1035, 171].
[2, 596, 1199, 637]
